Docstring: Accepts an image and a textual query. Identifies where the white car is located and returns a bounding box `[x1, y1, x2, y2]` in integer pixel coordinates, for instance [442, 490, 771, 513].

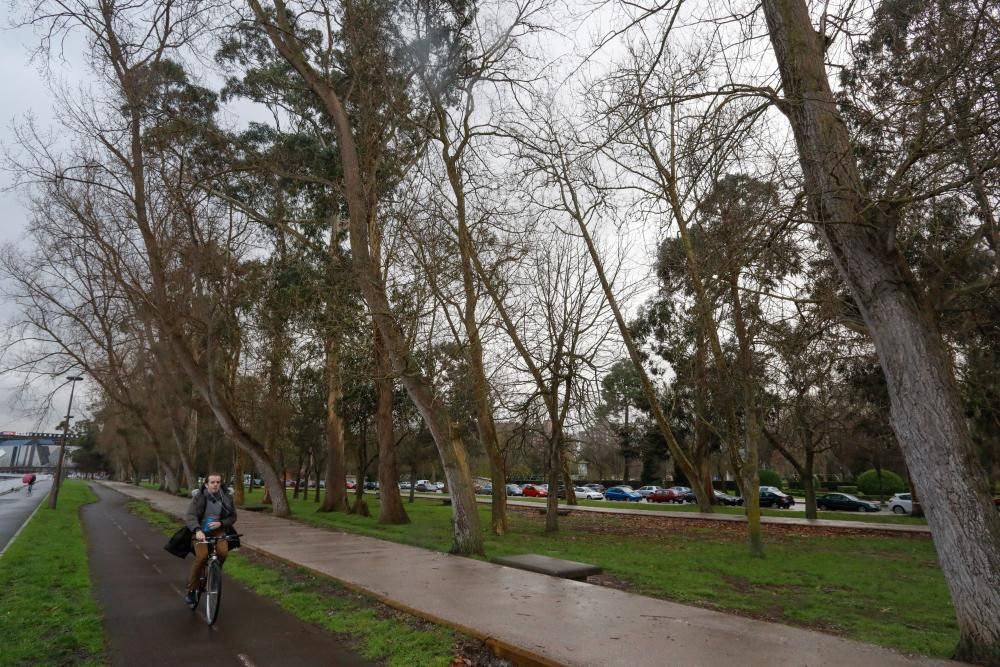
[636, 485, 663, 498]
[574, 486, 604, 500]
[888, 492, 912, 514]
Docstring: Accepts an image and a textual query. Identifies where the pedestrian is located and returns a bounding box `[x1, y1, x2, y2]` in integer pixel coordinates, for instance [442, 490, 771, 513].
[183, 472, 237, 608]
[22, 472, 35, 495]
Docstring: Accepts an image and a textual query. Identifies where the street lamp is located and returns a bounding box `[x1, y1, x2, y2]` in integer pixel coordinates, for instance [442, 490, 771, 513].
[48, 375, 83, 509]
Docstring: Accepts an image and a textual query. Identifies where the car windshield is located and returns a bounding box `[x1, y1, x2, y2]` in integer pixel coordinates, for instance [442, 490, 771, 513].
[842, 494, 862, 501]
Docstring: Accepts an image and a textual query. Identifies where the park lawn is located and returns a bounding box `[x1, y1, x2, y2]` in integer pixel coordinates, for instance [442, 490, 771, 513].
[0, 480, 107, 667]
[127, 501, 458, 667]
[254, 489, 957, 659]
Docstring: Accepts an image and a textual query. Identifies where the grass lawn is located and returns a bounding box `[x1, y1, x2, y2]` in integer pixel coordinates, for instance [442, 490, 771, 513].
[254, 488, 957, 659]
[127, 501, 460, 667]
[0, 481, 107, 666]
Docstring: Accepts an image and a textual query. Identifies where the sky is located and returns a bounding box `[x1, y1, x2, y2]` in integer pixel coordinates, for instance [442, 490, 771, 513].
[0, 12, 84, 433]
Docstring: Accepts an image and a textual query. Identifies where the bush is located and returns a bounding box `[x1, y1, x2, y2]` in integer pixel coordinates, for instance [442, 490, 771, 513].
[838, 485, 858, 494]
[758, 469, 783, 489]
[857, 469, 906, 496]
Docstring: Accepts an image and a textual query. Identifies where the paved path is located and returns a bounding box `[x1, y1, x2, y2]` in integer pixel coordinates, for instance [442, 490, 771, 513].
[103, 481, 960, 667]
[83, 483, 375, 667]
[0, 476, 51, 554]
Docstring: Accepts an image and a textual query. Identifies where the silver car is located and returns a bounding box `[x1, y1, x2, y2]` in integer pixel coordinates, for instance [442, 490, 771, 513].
[888, 492, 912, 514]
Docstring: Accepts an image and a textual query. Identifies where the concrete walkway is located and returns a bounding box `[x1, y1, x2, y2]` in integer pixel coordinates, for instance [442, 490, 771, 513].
[102, 482, 959, 667]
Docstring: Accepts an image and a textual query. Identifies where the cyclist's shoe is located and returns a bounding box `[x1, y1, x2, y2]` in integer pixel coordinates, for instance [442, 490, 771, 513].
[185, 591, 198, 609]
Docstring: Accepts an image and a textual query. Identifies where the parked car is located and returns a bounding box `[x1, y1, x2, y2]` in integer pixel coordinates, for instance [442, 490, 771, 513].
[505, 483, 523, 496]
[759, 486, 794, 509]
[363, 480, 379, 490]
[636, 485, 664, 498]
[649, 486, 690, 503]
[415, 480, 438, 492]
[346, 480, 356, 489]
[605, 486, 643, 502]
[521, 484, 548, 497]
[816, 492, 879, 512]
[713, 490, 743, 506]
[399, 481, 412, 490]
[888, 492, 912, 514]
[584, 483, 606, 494]
[479, 483, 493, 495]
[435, 481, 445, 490]
[574, 486, 604, 500]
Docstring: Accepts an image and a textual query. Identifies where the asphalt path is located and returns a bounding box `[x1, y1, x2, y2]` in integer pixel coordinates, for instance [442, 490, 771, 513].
[82, 483, 376, 667]
[0, 476, 51, 554]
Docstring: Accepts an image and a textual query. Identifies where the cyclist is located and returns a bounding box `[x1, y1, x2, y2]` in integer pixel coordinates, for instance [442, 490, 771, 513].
[22, 472, 36, 495]
[183, 472, 237, 608]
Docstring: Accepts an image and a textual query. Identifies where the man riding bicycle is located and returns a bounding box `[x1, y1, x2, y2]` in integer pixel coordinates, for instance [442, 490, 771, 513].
[184, 472, 237, 608]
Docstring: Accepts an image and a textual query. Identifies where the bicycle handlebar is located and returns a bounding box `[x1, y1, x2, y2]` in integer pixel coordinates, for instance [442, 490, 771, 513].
[195, 533, 243, 544]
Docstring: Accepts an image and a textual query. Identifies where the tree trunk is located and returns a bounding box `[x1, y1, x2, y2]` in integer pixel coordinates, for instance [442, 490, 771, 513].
[320, 333, 349, 512]
[374, 332, 408, 524]
[803, 448, 817, 521]
[763, 1, 1000, 659]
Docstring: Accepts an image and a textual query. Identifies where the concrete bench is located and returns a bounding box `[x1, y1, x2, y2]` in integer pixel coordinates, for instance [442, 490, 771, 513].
[492, 554, 602, 581]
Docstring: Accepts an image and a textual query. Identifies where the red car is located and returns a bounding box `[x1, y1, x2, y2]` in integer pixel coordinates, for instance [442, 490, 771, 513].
[521, 484, 548, 497]
[649, 486, 690, 503]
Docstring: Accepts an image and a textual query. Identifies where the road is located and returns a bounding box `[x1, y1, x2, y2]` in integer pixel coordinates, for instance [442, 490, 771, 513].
[0, 475, 51, 554]
[81, 483, 376, 667]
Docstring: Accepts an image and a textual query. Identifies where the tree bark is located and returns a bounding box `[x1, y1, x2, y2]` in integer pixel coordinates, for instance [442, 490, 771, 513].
[763, 0, 1000, 659]
[320, 333, 349, 512]
[374, 331, 408, 524]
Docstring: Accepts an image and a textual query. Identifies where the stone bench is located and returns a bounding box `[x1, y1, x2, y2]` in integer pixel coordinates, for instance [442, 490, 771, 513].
[492, 553, 602, 581]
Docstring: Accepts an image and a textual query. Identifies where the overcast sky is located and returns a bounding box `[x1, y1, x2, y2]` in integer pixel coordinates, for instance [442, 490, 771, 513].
[0, 11, 83, 433]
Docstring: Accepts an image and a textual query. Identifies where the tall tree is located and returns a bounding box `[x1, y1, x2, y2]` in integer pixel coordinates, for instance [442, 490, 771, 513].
[761, 0, 1000, 659]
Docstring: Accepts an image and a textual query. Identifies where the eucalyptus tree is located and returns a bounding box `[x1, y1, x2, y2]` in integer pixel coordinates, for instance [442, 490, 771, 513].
[244, 0, 486, 553]
[758, 0, 1000, 656]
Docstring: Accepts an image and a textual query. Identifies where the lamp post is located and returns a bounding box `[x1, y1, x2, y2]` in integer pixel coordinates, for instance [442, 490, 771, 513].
[49, 375, 83, 509]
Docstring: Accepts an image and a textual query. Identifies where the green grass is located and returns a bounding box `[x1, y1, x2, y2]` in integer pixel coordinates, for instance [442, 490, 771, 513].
[127, 501, 458, 667]
[256, 488, 957, 658]
[0, 481, 107, 666]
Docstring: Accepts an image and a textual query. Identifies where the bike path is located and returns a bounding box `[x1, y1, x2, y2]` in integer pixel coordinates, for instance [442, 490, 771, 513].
[103, 481, 961, 667]
[82, 483, 375, 667]
[0, 476, 51, 555]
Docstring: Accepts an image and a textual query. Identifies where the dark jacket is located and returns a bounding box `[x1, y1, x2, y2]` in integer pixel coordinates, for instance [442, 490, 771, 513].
[185, 486, 237, 533]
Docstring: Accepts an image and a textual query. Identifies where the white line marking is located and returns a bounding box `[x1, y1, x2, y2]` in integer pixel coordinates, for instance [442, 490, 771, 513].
[151, 564, 162, 574]
[237, 653, 258, 667]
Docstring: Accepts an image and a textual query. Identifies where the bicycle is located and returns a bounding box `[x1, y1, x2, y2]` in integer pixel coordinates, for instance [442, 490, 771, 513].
[192, 533, 241, 625]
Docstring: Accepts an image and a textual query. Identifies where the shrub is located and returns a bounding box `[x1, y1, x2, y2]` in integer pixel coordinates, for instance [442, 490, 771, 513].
[758, 469, 783, 489]
[838, 485, 858, 494]
[857, 469, 906, 496]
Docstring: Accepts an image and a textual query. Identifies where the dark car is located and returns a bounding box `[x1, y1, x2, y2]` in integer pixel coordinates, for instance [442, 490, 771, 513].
[713, 489, 743, 506]
[816, 492, 879, 512]
[759, 486, 794, 509]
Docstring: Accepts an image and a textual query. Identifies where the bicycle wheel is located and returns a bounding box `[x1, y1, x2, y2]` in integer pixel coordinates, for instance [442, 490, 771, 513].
[204, 559, 222, 625]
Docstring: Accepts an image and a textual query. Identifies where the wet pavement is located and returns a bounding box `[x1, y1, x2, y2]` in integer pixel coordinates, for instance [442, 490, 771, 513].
[0, 476, 51, 555]
[82, 483, 376, 667]
[101, 481, 961, 667]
